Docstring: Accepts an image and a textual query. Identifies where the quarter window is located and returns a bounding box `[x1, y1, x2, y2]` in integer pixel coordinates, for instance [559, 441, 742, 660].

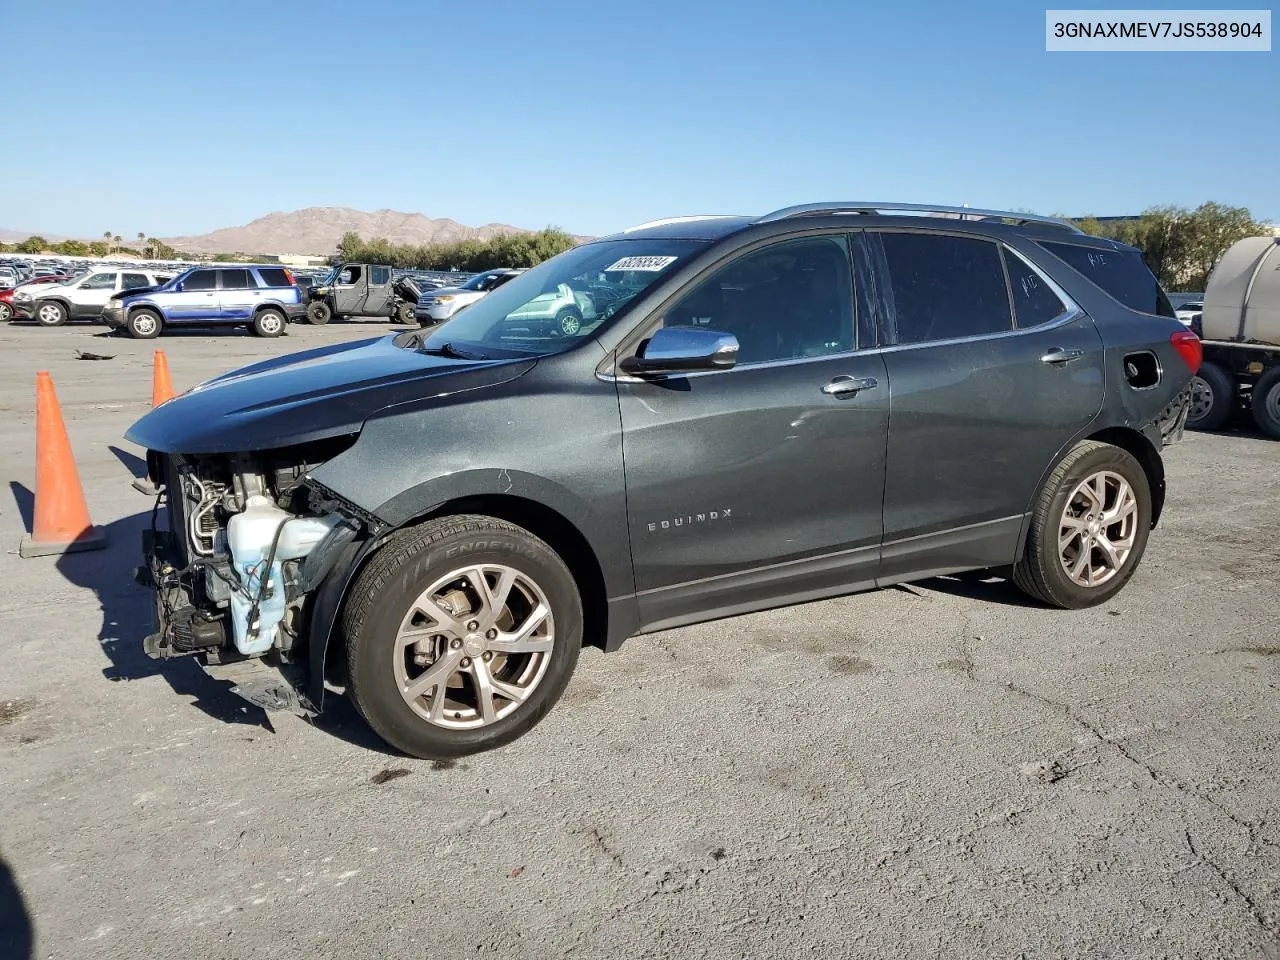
[662, 235, 855, 365]
[878, 233, 1012, 344]
[256, 268, 291, 288]
[122, 272, 151, 290]
[184, 270, 217, 291]
[370, 265, 390, 285]
[1001, 248, 1068, 327]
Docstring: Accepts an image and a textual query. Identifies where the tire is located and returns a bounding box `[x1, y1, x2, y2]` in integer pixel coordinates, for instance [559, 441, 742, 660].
[126, 307, 162, 339]
[1012, 440, 1152, 609]
[34, 300, 68, 327]
[1249, 367, 1280, 440]
[556, 307, 582, 336]
[343, 515, 582, 759]
[1186, 360, 1234, 432]
[306, 300, 332, 325]
[252, 308, 286, 338]
[0, 302, 11, 322]
[396, 301, 415, 324]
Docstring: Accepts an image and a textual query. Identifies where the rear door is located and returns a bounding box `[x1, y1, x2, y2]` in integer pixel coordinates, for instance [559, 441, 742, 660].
[365, 264, 394, 315]
[867, 230, 1104, 581]
[72, 270, 119, 317]
[217, 268, 259, 321]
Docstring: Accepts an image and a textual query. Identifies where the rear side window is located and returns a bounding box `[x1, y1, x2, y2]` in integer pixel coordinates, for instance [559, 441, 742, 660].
[1001, 249, 1068, 327]
[1039, 241, 1175, 318]
[184, 270, 217, 291]
[370, 265, 390, 285]
[122, 272, 151, 290]
[878, 233, 1012, 344]
[256, 267, 291, 288]
[81, 272, 117, 290]
[218, 269, 254, 289]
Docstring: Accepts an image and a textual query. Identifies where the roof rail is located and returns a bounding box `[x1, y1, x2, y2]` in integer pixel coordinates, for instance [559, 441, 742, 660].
[755, 202, 1082, 233]
[622, 215, 741, 233]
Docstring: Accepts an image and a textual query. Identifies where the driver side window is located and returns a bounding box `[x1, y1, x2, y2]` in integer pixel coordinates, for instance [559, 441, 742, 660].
[662, 236, 855, 365]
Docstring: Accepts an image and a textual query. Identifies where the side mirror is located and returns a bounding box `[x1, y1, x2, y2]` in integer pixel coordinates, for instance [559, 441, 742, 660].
[620, 326, 739, 376]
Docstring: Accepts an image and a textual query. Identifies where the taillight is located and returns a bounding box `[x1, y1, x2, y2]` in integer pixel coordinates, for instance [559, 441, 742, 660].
[1171, 330, 1201, 375]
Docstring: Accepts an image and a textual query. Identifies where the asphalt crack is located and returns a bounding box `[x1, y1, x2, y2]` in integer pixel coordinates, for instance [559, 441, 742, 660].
[1185, 829, 1277, 936]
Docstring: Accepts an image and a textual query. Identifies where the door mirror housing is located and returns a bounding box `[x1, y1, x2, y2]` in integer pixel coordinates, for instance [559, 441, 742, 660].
[620, 326, 739, 376]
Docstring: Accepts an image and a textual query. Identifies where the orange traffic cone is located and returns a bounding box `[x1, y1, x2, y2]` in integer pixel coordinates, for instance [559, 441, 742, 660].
[19, 372, 107, 558]
[152, 350, 175, 406]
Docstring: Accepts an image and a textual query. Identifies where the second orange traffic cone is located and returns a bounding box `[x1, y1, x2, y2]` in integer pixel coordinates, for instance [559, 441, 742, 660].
[19, 372, 107, 558]
[152, 350, 175, 407]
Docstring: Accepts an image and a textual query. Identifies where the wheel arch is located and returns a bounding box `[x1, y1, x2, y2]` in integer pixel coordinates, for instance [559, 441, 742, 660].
[308, 493, 611, 711]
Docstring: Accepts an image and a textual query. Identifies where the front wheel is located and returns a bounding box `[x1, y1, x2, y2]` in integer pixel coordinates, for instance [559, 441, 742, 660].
[396, 301, 415, 324]
[252, 308, 286, 338]
[1012, 440, 1152, 608]
[126, 308, 162, 339]
[343, 515, 582, 759]
[1250, 367, 1280, 440]
[306, 300, 332, 325]
[35, 300, 68, 327]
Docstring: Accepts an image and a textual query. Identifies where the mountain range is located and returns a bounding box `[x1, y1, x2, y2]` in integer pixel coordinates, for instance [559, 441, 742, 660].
[1, 207, 544, 256]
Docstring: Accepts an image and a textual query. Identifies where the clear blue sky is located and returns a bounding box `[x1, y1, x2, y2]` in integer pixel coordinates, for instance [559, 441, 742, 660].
[3, 0, 1275, 238]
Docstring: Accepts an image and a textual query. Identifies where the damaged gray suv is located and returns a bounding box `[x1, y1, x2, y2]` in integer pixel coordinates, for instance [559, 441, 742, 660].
[126, 202, 1197, 759]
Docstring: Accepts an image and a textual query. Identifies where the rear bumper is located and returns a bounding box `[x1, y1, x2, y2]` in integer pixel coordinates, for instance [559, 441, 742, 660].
[1156, 383, 1192, 446]
[283, 301, 308, 321]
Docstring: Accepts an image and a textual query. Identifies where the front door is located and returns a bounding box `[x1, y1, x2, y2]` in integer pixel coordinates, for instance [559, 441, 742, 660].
[616, 234, 889, 631]
[168, 269, 220, 321]
[72, 270, 119, 317]
[866, 230, 1105, 580]
[332, 264, 369, 316]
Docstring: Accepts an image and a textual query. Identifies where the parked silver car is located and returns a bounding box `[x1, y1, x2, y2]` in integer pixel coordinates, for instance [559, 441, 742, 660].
[415, 268, 525, 325]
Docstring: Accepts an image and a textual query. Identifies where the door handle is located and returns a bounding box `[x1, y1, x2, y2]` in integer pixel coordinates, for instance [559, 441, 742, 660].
[1041, 347, 1084, 364]
[822, 375, 878, 397]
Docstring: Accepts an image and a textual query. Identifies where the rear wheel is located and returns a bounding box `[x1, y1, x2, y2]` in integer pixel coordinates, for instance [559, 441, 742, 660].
[35, 300, 68, 327]
[1250, 367, 1280, 439]
[0, 302, 11, 322]
[1187, 360, 1234, 431]
[252, 308, 286, 338]
[344, 515, 581, 759]
[1012, 440, 1152, 608]
[307, 300, 332, 325]
[396, 301, 415, 324]
[126, 308, 162, 339]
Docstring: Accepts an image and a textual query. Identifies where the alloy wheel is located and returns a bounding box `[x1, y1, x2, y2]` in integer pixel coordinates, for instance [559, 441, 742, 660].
[1058, 470, 1138, 587]
[132, 313, 157, 336]
[394, 563, 555, 729]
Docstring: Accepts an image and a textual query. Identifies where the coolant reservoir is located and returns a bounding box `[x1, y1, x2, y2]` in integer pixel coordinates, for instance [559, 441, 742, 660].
[227, 496, 342, 656]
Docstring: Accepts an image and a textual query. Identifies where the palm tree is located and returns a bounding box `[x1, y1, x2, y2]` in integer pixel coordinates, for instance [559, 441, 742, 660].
[113, 235, 122, 255]
[137, 231, 145, 254]
[103, 230, 113, 253]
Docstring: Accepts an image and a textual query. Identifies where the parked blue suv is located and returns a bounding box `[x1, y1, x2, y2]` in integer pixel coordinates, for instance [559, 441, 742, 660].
[102, 264, 306, 338]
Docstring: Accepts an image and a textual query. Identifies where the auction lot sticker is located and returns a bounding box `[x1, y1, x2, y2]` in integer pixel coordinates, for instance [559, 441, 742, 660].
[605, 256, 679, 272]
[1046, 9, 1271, 50]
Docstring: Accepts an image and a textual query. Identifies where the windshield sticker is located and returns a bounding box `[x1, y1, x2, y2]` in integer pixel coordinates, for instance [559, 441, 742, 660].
[604, 255, 678, 272]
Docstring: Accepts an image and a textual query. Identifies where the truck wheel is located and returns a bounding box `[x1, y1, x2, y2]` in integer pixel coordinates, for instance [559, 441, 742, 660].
[396, 301, 415, 324]
[35, 300, 68, 327]
[1249, 367, 1280, 440]
[556, 307, 582, 336]
[1011, 440, 1152, 609]
[127, 308, 163, 339]
[343, 515, 582, 760]
[307, 301, 332, 325]
[252, 308, 286, 338]
[1186, 360, 1234, 432]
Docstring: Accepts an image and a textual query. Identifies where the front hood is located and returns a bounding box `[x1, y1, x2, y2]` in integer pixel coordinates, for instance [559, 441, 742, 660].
[125, 333, 537, 454]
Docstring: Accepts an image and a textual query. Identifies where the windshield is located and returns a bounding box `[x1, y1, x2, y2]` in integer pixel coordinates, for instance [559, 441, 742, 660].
[460, 271, 507, 291]
[422, 238, 709, 357]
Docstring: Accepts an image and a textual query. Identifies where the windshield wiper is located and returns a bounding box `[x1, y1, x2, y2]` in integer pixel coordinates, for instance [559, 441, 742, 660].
[419, 341, 490, 360]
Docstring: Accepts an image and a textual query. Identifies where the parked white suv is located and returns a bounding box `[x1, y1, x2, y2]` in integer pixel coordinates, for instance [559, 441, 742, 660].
[415, 268, 525, 325]
[12, 265, 171, 326]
